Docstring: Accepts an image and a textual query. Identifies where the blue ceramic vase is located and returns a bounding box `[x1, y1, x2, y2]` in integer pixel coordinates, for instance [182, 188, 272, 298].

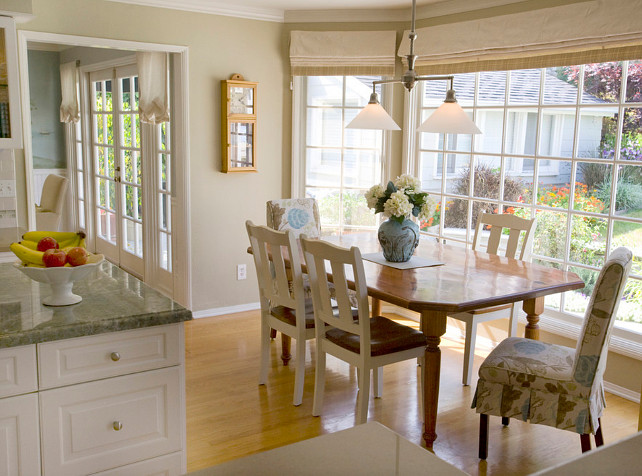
[377, 218, 419, 262]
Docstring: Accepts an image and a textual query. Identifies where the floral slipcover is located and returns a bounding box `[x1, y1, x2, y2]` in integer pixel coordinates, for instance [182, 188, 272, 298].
[473, 247, 632, 435]
[266, 198, 321, 239]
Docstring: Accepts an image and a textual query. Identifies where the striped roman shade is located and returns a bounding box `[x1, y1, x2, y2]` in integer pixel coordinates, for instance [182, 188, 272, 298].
[398, 0, 642, 74]
[290, 30, 396, 76]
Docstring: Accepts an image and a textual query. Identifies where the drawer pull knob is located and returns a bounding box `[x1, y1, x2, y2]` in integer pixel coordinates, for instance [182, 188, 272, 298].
[113, 421, 123, 431]
[111, 352, 121, 361]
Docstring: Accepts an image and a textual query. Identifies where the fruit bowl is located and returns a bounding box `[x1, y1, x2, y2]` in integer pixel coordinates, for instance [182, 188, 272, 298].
[14, 254, 105, 306]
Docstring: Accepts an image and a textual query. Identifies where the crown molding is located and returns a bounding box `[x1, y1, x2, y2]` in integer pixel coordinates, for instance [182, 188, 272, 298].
[105, 0, 284, 22]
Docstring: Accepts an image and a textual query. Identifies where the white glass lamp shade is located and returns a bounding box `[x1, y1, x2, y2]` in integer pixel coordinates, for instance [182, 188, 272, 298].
[346, 94, 401, 131]
[418, 94, 482, 134]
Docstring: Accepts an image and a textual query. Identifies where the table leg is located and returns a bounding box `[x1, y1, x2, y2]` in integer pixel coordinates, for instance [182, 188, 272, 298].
[523, 297, 544, 340]
[371, 298, 381, 317]
[281, 334, 292, 365]
[420, 310, 448, 448]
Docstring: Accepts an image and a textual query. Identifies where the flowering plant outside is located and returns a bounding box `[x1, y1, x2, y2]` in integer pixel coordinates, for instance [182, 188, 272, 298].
[365, 175, 436, 224]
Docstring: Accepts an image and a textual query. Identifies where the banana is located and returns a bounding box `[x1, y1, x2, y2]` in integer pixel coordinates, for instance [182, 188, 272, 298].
[86, 253, 104, 264]
[25, 263, 46, 268]
[59, 235, 83, 248]
[22, 230, 84, 243]
[10, 242, 45, 266]
[19, 240, 39, 250]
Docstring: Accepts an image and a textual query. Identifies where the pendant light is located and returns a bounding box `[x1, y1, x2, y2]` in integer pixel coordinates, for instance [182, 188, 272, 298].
[346, 0, 481, 134]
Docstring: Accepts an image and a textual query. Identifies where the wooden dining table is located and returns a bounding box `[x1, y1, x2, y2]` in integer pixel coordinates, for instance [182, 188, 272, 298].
[320, 232, 585, 448]
[250, 231, 585, 448]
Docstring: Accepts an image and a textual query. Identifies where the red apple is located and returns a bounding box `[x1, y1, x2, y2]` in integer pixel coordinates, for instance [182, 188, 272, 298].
[37, 236, 59, 252]
[66, 247, 88, 267]
[43, 248, 67, 267]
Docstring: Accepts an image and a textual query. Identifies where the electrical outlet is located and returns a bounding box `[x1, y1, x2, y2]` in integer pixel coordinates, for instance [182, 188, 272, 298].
[237, 264, 247, 280]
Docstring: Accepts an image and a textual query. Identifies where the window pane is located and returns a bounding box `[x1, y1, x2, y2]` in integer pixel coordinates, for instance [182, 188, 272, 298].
[620, 107, 642, 160]
[569, 215, 606, 266]
[539, 108, 575, 157]
[582, 62, 622, 104]
[442, 197, 468, 240]
[575, 162, 611, 214]
[473, 156, 501, 200]
[452, 73, 475, 107]
[564, 266, 599, 316]
[473, 109, 503, 153]
[533, 210, 567, 259]
[308, 188, 340, 227]
[122, 77, 131, 111]
[444, 154, 472, 194]
[505, 108, 537, 155]
[419, 152, 442, 193]
[544, 67, 579, 104]
[577, 107, 618, 159]
[504, 157, 534, 203]
[614, 164, 642, 213]
[306, 149, 340, 187]
[343, 149, 380, 188]
[342, 189, 376, 227]
[345, 76, 378, 107]
[423, 79, 448, 106]
[307, 76, 343, 106]
[509, 69, 541, 104]
[626, 60, 642, 102]
[478, 71, 506, 106]
[306, 108, 341, 147]
[536, 161, 572, 209]
[611, 220, 642, 275]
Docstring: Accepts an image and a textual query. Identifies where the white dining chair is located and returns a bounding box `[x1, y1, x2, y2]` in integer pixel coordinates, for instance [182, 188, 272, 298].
[246, 220, 314, 406]
[301, 235, 427, 424]
[36, 174, 68, 231]
[449, 212, 536, 385]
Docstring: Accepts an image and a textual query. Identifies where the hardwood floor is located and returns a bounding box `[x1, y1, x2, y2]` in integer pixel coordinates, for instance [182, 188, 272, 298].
[185, 311, 639, 475]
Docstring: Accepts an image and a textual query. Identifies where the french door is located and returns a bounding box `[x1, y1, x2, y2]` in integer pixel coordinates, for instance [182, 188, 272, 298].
[90, 65, 144, 277]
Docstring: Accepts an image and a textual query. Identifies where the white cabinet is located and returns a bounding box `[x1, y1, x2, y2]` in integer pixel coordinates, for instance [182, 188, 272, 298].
[0, 323, 186, 476]
[40, 367, 183, 476]
[0, 393, 40, 476]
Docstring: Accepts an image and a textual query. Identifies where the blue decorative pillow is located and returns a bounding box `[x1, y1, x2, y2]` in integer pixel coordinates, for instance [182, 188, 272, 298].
[287, 208, 310, 229]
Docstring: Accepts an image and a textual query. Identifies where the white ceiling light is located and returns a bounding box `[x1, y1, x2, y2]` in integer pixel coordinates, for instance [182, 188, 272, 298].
[346, 0, 482, 134]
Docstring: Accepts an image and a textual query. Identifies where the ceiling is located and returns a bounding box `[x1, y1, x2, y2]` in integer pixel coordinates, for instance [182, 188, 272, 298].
[106, 0, 531, 23]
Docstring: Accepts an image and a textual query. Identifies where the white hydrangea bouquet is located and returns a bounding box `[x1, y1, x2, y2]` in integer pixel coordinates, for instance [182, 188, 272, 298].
[365, 174, 436, 224]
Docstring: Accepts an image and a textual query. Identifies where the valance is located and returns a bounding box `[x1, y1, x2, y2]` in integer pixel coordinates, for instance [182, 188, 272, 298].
[59, 61, 79, 123]
[290, 30, 396, 76]
[398, 0, 642, 74]
[137, 51, 169, 124]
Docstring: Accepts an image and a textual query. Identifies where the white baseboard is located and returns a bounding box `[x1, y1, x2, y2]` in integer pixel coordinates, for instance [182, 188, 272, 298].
[604, 381, 641, 403]
[192, 302, 260, 319]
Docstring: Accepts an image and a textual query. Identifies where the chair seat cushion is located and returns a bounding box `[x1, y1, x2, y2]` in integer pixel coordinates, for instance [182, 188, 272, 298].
[478, 336, 578, 394]
[474, 337, 604, 434]
[271, 300, 358, 329]
[326, 316, 427, 357]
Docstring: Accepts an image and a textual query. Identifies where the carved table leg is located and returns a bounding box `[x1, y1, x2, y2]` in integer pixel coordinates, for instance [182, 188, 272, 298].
[523, 297, 544, 340]
[420, 310, 448, 448]
[281, 334, 292, 365]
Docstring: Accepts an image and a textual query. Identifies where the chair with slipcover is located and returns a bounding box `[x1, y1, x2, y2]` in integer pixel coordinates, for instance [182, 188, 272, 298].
[36, 174, 68, 231]
[301, 236, 427, 424]
[449, 212, 537, 386]
[473, 246, 632, 459]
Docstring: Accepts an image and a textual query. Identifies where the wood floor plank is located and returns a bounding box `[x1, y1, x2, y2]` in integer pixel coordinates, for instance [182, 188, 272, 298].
[185, 312, 639, 475]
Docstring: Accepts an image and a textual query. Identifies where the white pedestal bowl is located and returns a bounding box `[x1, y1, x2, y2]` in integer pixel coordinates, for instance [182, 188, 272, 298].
[14, 255, 104, 306]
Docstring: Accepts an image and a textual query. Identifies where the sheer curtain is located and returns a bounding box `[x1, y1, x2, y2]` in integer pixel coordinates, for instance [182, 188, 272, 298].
[137, 51, 169, 124]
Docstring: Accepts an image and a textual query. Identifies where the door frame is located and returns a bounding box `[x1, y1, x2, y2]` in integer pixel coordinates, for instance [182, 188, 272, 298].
[16, 31, 192, 309]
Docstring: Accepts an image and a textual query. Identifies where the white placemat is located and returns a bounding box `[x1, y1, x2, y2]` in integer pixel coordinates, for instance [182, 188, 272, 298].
[362, 252, 445, 270]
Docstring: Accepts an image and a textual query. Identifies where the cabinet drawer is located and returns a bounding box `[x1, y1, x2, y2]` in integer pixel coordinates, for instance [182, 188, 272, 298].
[40, 366, 183, 476]
[0, 344, 37, 398]
[38, 324, 182, 389]
[90, 451, 183, 476]
[0, 393, 41, 476]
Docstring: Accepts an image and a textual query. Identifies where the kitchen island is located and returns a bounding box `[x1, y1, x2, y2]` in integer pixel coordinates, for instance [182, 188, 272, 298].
[0, 261, 192, 476]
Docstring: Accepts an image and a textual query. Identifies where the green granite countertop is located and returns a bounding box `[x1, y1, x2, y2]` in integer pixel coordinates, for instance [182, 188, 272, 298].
[0, 261, 192, 348]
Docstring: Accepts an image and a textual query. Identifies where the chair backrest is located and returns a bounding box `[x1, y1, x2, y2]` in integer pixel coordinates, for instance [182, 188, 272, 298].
[39, 174, 68, 213]
[266, 198, 321, 239]
[471, 212, 537, 260]
[246, 221, 306, 323]
[572, 246, 632, 390]
[300, 236, 371, 353]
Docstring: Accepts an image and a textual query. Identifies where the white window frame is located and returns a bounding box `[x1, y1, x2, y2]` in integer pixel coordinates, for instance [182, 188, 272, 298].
[291, 75, 394, 231]
[407, 65, 642, 359]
